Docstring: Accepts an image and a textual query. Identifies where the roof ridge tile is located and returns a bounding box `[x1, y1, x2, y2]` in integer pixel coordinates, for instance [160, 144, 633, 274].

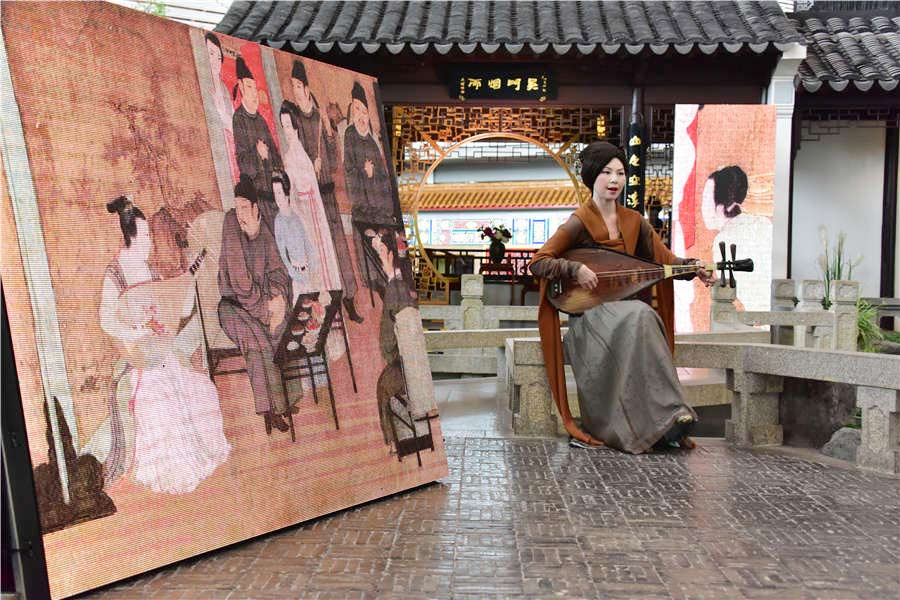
[220, 1, 806, 58]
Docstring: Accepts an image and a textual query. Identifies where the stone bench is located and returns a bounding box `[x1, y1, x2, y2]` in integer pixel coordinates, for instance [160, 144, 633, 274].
[504, 337, 900, 476]
[503, 336, 740, 439]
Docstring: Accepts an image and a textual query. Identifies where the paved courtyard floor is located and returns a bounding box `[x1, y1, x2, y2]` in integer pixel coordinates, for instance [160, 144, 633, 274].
[82, 378, 900, 599]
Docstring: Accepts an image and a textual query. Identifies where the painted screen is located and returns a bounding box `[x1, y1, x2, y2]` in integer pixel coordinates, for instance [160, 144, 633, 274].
[0, 3, 446, 598]
[672, 104, 776, 332]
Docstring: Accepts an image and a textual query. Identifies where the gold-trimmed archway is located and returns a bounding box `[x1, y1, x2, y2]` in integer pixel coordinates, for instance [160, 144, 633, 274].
[403, 132, 587, 303]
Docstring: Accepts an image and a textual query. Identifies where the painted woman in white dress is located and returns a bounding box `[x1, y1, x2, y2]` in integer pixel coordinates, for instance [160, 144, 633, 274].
[99, 196, 231, 494]
[701, 165, 773, 312]
[278, 101, 342, 293]
[204, 32, 238, 182]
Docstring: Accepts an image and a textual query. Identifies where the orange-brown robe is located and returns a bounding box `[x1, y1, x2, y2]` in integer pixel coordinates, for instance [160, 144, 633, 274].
[529, 201, 691, 446]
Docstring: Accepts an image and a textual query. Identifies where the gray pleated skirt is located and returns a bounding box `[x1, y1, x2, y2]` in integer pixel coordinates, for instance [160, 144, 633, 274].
[563, 300, 698, 454]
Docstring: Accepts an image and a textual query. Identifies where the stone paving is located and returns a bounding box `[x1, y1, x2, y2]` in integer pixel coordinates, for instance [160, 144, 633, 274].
[80, 438, 899, 599]
[80, 378, 900, 599]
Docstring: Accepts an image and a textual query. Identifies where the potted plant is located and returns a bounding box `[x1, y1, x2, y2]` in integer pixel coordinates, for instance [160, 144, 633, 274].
[481, 224, 512, 264]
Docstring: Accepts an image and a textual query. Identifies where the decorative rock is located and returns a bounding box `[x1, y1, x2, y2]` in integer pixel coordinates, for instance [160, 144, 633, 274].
[821, 427, 861, 462]
[780, 378, 856, 447]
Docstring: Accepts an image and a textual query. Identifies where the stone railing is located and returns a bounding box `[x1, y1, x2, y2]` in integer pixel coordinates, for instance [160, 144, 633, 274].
[713, 279, 859, 351]
[502, 336, 900, 476]
[423, 275, 861, 358]
[421, 274, 561, 375]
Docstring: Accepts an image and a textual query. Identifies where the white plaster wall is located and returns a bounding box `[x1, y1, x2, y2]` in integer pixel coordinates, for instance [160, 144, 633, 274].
[895, 132, 899, 330]
[792, 123, 885, 297]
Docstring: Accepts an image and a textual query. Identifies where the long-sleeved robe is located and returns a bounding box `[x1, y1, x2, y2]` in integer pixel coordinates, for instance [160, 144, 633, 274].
[232, 103, 283, 220]
[293, 104, 357, 297]
[530, 201, 698, 453]
[342, 124, 397, 291]
[281, 135, 342, 292]
[274, 208, 320, 302]
[217, 208, 292, 414]
[342, 124, 395, 226]
[373, 269, 416, 445]
[90, 256, 230, 493]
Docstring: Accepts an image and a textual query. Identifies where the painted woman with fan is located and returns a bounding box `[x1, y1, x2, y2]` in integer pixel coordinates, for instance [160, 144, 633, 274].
[529, 142, 715, 453]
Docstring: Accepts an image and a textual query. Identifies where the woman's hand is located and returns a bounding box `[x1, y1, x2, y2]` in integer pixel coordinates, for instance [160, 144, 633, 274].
[686, 259, 715, 287]
[697, 267, 715, 287]
[575, 264, 598, 290]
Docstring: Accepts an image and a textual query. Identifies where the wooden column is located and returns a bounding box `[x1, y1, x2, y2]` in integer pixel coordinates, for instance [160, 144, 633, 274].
[881, 126, 898, 330]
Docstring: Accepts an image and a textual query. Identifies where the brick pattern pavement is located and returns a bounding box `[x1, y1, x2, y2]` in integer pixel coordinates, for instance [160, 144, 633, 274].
[80, 439, 900, 599]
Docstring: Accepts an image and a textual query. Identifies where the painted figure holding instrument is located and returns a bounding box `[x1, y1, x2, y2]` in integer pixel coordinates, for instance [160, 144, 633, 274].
[529, 142, 717, 454]
[97, 195, 230, 493]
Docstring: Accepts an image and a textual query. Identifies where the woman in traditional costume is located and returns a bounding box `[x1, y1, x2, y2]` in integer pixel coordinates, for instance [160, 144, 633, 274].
[529, 142, 714, 453]
[366, 228, 417, 446]
[98, 196, 231, 493]
[278, 101, 342, 293]
[204, 33, 238, 181]
[701, 165, 772, 312]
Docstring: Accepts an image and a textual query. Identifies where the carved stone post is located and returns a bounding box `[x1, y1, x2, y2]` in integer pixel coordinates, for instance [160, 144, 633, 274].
[509, 338, 557, 437]
[795, 280, 826, 348]
[514, 369, 558, 437]
[709, 284, 737, 329]
[856, 386, 899, 475]
[770, 279, 796, 344]
[725, 368, 784, 447]
[460, 274, 488, 363]
[829, 280, 859, 352]
[460, 274, 484, 329]
[771, 279, 796, 311]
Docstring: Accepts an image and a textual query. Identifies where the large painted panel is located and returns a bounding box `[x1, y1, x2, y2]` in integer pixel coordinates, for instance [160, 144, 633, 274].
[1, 3, 446, 598]
[672, 104, 776, 332]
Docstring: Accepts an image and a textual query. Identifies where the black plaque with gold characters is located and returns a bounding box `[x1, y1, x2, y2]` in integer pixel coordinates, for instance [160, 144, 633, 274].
[624, 122, 646, 214]
[446, 65, 555, 102]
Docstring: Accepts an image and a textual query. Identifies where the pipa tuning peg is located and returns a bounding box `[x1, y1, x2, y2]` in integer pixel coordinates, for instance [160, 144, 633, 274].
[729, 244, 737, 288]
[718, 241, 727, 287]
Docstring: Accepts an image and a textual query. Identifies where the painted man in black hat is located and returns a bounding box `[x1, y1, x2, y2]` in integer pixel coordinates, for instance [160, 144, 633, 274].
[218, 175, 294, 435]
[232, 54, 282, 231]
[289, 60, 363, 322]
[342, 81, 403, 293]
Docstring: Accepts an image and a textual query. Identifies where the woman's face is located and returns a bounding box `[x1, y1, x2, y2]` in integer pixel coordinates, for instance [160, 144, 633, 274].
[592, 158, 625, 203]
[131, 218, 152, 261]
[370, 233, 392, 267]
[701, 178, 726, 230]
[206, 40, 222, 76]
[273, 182, 290, 214]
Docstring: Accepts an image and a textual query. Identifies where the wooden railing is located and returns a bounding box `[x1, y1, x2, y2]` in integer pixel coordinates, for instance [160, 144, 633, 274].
[419, 246, 537, 285]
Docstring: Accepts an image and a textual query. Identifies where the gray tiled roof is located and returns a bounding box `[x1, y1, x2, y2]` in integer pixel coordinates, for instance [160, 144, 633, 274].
[215, 1, 804, 56]
[792, 11, 900, 92]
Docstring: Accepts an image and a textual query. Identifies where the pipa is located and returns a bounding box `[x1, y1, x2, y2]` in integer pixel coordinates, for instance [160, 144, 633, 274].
[115, 249, 207, 367]
[546, 246, 752, 315]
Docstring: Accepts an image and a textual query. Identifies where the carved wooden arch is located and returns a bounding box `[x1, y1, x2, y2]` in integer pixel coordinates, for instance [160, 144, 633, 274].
[401, 132, 587, 302]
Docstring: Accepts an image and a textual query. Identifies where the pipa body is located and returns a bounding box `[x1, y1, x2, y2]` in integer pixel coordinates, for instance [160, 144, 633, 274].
[546, 247, 681, 315]
[115, 250, 207, 367]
